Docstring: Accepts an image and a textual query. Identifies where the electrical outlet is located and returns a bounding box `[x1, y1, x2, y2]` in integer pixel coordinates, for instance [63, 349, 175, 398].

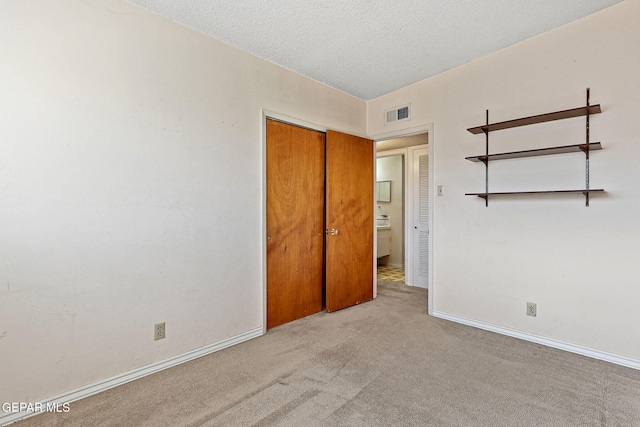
[526, 302, 537, 317]
[154, 322, 165, 340]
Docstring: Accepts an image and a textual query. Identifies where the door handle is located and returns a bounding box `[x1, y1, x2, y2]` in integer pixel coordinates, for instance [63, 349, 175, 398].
[326, 228, 339, 236]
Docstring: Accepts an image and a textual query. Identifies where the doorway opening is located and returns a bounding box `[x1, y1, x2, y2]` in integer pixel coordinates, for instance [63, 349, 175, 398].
[375, 133, 429, 290]
[376, 154, 404, 282]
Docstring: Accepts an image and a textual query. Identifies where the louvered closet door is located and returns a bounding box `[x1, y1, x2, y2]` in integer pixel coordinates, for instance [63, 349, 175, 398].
[325, 130, 374, 312]
[266, 120, 325, 329]
[412, 148, 429, 289]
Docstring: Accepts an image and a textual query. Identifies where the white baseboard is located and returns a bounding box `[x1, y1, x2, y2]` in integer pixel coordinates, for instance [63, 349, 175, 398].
[1, 327, 263, 426]
[432, 311, 640, 371]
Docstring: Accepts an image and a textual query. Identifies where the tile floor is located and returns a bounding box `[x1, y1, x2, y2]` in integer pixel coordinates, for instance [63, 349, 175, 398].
[376, 265, 404, 283]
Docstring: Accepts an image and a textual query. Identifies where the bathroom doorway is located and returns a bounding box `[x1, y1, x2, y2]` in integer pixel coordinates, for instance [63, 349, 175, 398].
[376, 154, 405, 283]
[376, 133, 429, 288]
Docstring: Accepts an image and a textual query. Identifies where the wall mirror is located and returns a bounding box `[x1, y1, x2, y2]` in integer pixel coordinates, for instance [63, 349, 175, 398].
[376, 180, 391, 202]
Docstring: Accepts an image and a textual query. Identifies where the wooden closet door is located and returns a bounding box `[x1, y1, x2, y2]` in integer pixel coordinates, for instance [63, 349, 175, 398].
[325, 130, 374, 312]
[266, 120, 325, 329]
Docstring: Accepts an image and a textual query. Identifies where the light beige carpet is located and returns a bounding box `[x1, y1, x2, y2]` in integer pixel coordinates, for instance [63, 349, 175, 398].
[13, 279, 640, 426]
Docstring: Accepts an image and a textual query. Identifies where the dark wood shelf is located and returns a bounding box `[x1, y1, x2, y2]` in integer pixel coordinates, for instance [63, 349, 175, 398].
[467, 105, 601, 134]
[466, 189, 604, 197]
[465, 142, 602, 163]
[466, 89, 603, 207]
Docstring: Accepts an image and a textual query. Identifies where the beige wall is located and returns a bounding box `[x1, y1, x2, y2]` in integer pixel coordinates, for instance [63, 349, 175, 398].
[368, 1, 640, 361]
[0, 0, 365, 404]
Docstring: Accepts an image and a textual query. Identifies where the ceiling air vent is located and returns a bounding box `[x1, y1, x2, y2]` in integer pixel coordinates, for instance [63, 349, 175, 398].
[385, 104, 410, 125]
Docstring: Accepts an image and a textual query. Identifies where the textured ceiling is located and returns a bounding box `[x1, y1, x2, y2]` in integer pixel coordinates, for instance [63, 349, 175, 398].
[128, 0, 623, 100]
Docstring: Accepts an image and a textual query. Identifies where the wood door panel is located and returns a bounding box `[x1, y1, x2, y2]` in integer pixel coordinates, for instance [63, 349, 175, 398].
[325, 130, 374, 312]
[266, 120, 325, 328]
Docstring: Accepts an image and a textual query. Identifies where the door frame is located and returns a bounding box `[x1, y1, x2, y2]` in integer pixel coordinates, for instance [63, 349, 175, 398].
[371, 124, 434, 316]
[261, 110, 376, 333]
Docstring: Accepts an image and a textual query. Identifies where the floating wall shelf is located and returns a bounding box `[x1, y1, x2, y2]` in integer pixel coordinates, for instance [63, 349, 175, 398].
[465, 88, 604, 207]
[466, 189, 605, 204]
[465, 142, 602, 163]
[467, 105, 601, 134]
